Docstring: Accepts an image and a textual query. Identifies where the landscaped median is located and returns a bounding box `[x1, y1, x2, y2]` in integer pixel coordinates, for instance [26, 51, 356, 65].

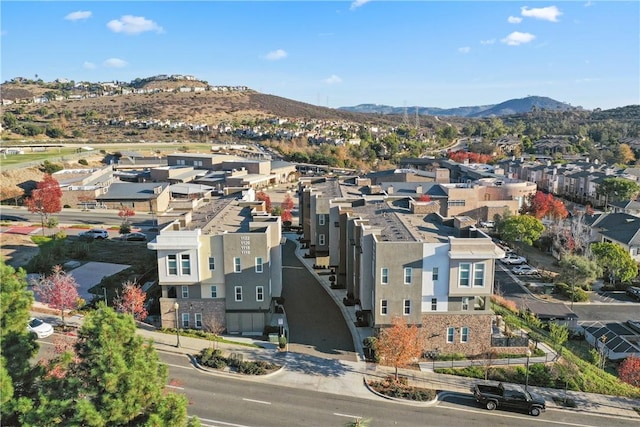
[193, 348, 283, 377]
[364, 374, 437, 405]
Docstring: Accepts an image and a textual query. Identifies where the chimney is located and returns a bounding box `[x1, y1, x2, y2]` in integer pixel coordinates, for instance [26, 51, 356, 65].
[416, 185, 423, 194]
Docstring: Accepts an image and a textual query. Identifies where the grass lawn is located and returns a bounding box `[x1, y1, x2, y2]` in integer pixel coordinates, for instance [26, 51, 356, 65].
[0, 148, 79, 167]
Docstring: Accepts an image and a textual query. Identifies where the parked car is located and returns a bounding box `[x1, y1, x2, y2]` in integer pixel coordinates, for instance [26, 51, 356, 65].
[501, 253, 527, 265]
[472, 382, 546, 416]
[122, 232, 147, 241]
[479, 220, 495, 228]
[626, 286, 640, 301]
[27, 318, 54, 339]
[512, 265, 540, 276]
[78, 228, 109, 239]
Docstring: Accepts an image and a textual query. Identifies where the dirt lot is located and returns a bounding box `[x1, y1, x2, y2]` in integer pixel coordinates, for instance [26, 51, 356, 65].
[0, 232, 39, 269]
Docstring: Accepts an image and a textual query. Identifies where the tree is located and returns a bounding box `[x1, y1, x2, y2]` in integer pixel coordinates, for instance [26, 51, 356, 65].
[615, 143, 636, 165]
[118, 206, 135, 235]
[256, 191, 272, 213]
[114, 281, 148, 321]
[418, 194, 432, 202]
[548, 323, 569, 353]
[618, 355, 640, 387]
[281, 209, 293, 223]
[521, 191, 568, 220]
[39, 160, 63, 174]
[500, 215, 545, 246]
[33, 265, 80, 328]
[596, 177, 640, 205]
[557, 255, 601, 292]
[591, 242, 638, 284]
[374, 316, 422, 381]
[25, 174, 62, 235]
[19, 304, 194, 426]
[281, 193, 295, 211]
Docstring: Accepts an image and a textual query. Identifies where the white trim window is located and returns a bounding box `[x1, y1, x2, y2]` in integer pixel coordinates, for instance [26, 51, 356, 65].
[210, 285, 218, 298]
[447, 327, 455, 343]
[432, 267, 439, 281]
[381, 267, 389, 285]
[380, 299, 388, 315]
[431, 298, 437, 311]
[180, 254, 191, 275]
[181, 313, 189, 328]
[256, 286, 264, 302]
[208, 257, 215, 270]
[318, 234, 325, 246]
[234, 286, 243, 302]
[167, 255, 178, 275]
[473, 263, 485, 287]
[404, 268, 412, 285]
[462, 297, 470, 311]
[459, 263, 471, 287]
[461, 326, 469, 343]
[255, 257, 263, 273]
[181, 286, 189, 298]
[234, 257, 241, 273]
[403, 299, 411, 315]
[195, 313, 202, 329]
[318, 214, 325, 225]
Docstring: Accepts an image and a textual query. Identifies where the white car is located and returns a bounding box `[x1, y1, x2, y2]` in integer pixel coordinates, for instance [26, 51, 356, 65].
[28, 318, 54, 338]
[79, 228, 109, 239]
[512, 265, 540, 276]
[479, 221, 495, 228]
[501, 253, 527, 265]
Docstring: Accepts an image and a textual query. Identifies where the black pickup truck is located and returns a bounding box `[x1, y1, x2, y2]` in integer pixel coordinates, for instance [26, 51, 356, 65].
[472, 382, 546, 416]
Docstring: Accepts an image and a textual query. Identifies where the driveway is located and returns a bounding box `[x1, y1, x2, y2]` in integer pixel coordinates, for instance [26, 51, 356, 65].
[281, 239, 356, 361]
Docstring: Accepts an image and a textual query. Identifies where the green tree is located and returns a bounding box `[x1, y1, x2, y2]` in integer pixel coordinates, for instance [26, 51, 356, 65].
[19, 304, 193, 426]
[596, 177, 640, 204]
[500, 215, 545, 246]
[591, 242, 638, 284]
[548, 323, 569, 352]
[0, 260, 37, 422]
[557, 255, 601, 291]
[2, 111, 17, 128]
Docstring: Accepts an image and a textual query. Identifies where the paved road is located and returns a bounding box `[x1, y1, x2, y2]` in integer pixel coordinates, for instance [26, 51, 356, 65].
[281, 239, 356, 360]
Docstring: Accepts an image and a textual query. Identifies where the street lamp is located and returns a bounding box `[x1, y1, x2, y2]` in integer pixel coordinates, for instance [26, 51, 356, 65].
[524, 348, 532, 391]
[174, 302, 181, 348]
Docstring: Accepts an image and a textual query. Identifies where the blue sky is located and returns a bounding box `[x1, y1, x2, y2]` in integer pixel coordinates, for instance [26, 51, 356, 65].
[2, 1, 638, 110]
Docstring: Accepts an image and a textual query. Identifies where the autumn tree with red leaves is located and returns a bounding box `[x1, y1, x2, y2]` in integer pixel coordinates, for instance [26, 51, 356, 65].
[418, 194, 431, 202]
[256, 191, 272, 213]
[521, 191, 568, 220]
[374, 316, 422, 381]
[618, 355, 640, 387]
[25, 174, 62, 235]
[447, 150, 494, 165]
[114, 280, 148, 321]
[33, 265, 80, 328]
[281, 209, 293, 223]
[281, 193, 295, 211]
[118, 206, 136, 234]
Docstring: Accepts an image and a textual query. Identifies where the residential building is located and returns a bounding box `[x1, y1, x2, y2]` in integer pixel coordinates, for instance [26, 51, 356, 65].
[95, 182, 171, 213]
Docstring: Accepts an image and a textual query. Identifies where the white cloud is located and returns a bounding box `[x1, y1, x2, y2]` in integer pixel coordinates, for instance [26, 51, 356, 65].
[350, 0, 371, 10]
[103, 58, 128, 68]
[458, 47, 471, 54]
[323, 75, 342, 85]
[507, 16, 522, 24]
[521, 6, 562, 22]
[501, 31, 536, 46]
[480, 39, 496, 45]
[107, 15, 163, 35]
[83, 62, 96, 70]
[264, 49, 288, 61]
[584, 1, 593, 7]
[65, 11, 92, 21]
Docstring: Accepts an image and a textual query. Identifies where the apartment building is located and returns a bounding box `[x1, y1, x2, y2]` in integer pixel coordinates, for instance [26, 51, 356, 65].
[148, 194, 283, 335]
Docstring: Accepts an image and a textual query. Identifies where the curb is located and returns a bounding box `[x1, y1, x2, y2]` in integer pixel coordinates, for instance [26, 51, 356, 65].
[188, 353, 286, 380]
[362, 375, 439, 407]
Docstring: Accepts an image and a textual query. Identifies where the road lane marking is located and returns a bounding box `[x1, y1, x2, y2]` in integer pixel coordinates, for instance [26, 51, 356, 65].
[333, 412, 362, 419]
[242, 398, 271, 405]
[166, 384, 185, 390]
[439, 404, 607, 426]
[191, 416, 251, 427]
[163, 362, 193, 370]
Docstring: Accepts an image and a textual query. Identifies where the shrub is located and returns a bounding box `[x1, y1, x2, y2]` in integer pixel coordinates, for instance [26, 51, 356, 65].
[278, 335, 287, 349]
[368, 376, 436, 401]
[78, 159, 88, 166]
[491, 294, 518, 313]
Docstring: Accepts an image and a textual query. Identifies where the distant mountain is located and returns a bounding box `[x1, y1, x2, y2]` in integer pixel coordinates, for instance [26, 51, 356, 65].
[339, 96, 577, 118]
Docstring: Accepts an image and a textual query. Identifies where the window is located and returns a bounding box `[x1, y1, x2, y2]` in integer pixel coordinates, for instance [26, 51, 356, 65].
[181, 313, 189, 328]
[255, 257, 263, 273]
[381, 268, 389, 285]
[404, 268, 412, 285]
[462, 297, 470, 311]
[210, 285, 218, 298]
[176, 159, 185, 165]
[380, 299, 388, 315]
[319, 234, 325, 246]
[181, 254, 191, 275]
[461, 326, 469, 343]
[181, 286, 189, 298]
[318, 214, 325, 225]
[208, 257, 215, 270]
[195, 313, 202, 329]
[432, 267, 439, 281]
[447, 200, 465, 207]
[403, 299, 411, 315]
[256, 286, 264, 302]
[459, 263, 470, 287]
[234, 286, 243, 302]
[473, 263, 485, 287]
[234, 257, 241, 273]
[431, 298, 437, 311]
[194, 160, 203, 167]
[447, 327, 455, 343]
[167, 255, 177, 275]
